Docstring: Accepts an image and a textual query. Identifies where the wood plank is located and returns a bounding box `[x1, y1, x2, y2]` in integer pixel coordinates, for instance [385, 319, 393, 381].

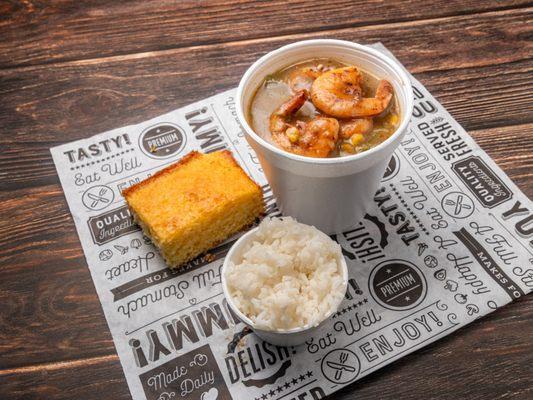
[1, 0, 531, 68]
[0, 9, 532, 191]
[1, 58, 531, 191]
[0, 186, 115, 368]
[469, 123, 533, 195]
[2, 8, 531, 138]
[0, 355, 130, 400]
[1, 296, 531, 399]
[0, 122, 531, 369]
[415, 60, 533, 130]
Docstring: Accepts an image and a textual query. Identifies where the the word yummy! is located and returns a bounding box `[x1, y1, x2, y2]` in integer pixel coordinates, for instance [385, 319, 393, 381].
[129, 300, 238, 368]
[185, 107, 228, 153]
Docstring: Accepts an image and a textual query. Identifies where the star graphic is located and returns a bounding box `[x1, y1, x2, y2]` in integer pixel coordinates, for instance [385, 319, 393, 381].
[363, 298, 368, 303]
[269, 389, 275, 397]
[358, 301, 363, 306]
[284, 382, 291, 389]
[306, 371, 313, 378]
[299, 374, 306, 381]
[261, 395, 267, 400]
[276, 386, 283, 393]
[405, 296, 410, 301]
[292, 378, 298, 385]
[156, 129, 161, 133]
[386, 268, 392, 274]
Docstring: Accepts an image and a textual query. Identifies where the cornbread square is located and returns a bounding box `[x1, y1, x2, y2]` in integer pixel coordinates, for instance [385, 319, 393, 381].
[123, 150, 264, 269]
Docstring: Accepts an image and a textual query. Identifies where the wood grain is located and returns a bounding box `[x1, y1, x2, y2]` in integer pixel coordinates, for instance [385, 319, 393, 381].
[1, 0, 531, 68]
[0, 8, 532, 192]
[1, 57, 531, 191]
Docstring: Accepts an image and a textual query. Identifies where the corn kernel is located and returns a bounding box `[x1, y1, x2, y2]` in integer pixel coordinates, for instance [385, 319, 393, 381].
[389, 113, 399, 126]
[341, 143, 355, 153]
[351, 133, 365, 146]
[286, 127, 300, 143]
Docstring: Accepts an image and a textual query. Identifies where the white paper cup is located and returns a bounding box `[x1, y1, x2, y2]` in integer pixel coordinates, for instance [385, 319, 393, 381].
[221, 226, 348, 347]
[236, 40, 413, 234]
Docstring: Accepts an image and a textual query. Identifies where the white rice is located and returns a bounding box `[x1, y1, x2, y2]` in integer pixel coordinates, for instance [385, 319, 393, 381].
[226, 217, 345, 331]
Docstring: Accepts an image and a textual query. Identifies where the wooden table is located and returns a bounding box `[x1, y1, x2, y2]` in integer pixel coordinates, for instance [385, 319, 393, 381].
[1, 1, 532, 399]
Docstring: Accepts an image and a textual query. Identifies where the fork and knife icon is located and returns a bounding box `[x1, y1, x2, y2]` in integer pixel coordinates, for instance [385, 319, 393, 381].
[326, 351, 356, 380]
[444, 194, 472, 215]
[83, 185, 115, 211]
[87, 187, 111, 208]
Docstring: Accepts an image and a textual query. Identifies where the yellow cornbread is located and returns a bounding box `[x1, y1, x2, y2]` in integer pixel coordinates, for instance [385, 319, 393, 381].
[123, 150, 264, 269]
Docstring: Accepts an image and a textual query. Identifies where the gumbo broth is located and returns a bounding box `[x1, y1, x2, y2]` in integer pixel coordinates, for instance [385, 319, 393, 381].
[249, 59, 400, 158]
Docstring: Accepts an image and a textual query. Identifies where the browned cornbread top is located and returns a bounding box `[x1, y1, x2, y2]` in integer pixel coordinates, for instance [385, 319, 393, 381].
[122, 150, 263, 245]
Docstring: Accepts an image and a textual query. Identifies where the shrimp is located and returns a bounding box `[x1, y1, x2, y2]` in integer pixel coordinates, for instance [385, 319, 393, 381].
[311, 66, 393, 118]
[297, 117, 339, 158]
[288, 64, 334, 92]
[288, 67, 322, 92]
[269, 90, 339, 158]
[269, 89, 308, 150]
[339, 118, 373, 139]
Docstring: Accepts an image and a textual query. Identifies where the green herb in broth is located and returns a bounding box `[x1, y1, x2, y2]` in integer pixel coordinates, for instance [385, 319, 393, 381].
[263, 73, 276, 83]
[249, 59, 399, 158]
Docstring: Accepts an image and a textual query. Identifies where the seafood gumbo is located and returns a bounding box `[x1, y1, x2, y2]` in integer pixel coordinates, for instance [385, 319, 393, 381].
[249, 59, 400, 158]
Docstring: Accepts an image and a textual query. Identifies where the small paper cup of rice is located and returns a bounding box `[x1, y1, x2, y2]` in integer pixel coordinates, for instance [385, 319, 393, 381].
[221, 217, 348, 346]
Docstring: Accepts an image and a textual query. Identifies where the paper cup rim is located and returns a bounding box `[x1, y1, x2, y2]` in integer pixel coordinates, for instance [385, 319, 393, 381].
[221, 224, 349, 335]
[236, 39, 413, 165]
